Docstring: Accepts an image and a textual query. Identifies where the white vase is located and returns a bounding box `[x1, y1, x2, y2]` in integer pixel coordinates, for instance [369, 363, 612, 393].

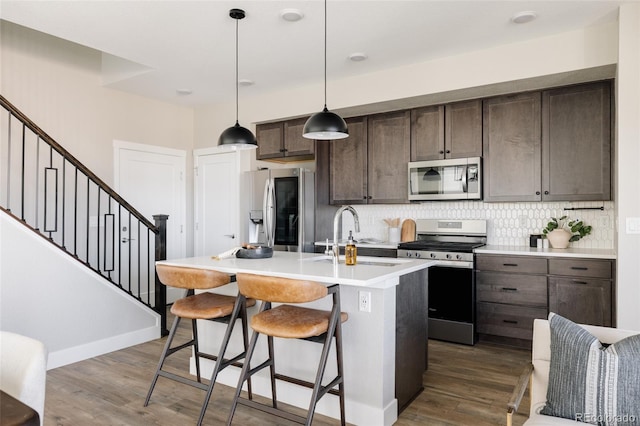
[546, 229, 572, 249]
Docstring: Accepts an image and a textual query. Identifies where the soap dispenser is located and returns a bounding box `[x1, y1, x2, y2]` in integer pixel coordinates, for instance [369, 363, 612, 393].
[345, 230, 357, 266]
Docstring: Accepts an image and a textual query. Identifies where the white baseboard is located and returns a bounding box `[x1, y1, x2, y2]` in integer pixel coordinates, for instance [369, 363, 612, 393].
[47, 324, 160, 369]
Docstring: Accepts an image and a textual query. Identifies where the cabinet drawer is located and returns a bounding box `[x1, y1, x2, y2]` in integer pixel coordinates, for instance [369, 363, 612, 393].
[477, 302, 547, 340]
[548, 258, 612, 279]
[476, 271, 547, 307]
[475, 255, 547, 274]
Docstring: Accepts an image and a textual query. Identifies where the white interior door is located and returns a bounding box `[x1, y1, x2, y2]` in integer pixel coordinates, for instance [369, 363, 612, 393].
[114, 140, 186, 303]
[194, 150, 239, 257]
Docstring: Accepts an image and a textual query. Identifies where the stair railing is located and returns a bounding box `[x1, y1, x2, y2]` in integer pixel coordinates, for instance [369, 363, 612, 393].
[0, 94, 168, 334]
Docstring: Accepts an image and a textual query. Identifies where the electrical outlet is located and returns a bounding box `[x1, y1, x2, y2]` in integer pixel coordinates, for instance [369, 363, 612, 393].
[358, 291, 371, 312]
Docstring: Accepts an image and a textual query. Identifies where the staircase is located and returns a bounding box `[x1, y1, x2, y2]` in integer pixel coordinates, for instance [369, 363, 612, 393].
[0, 94, 168, 336]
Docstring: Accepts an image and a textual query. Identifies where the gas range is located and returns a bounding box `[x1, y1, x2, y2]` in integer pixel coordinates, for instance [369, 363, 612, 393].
[399, 219, 487, 346]
[397, 219, 486, 266]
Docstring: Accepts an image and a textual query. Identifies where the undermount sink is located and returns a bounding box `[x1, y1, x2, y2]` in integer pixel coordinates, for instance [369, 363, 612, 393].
[304, 255, 410, 267]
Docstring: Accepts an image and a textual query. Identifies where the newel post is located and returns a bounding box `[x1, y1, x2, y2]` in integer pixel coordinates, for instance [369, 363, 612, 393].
[153, 214, 169, 336]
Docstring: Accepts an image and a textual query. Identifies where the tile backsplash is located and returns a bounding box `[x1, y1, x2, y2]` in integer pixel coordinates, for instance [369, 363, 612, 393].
[340, 201, 615, 249]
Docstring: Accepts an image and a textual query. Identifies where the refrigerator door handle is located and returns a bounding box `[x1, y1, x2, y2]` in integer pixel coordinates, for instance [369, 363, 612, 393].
[262, 179, 271, 247]
[264, 178, 276, 247]
[269, 179, 276, 246]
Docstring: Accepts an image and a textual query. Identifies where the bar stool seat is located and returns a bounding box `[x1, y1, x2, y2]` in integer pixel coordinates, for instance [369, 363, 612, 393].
[227, 273, 348, 426]
[171, 292, 239, 319]
[145, 264, 255, 426]
[251, 305, 348, 339]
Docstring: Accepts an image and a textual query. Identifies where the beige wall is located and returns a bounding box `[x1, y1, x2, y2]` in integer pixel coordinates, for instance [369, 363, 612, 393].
[615, 4, 640, 330]
[1, 22, 194, 184]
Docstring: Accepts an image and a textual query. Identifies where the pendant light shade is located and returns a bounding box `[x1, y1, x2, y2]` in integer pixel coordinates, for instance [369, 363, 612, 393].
[218, 8, 257, 150]
[303, 107, 348, 140]
[303, 0, 348, 140]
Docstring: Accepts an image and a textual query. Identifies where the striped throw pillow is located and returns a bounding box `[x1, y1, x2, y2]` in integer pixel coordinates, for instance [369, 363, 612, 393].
[540, 313, 640, 424]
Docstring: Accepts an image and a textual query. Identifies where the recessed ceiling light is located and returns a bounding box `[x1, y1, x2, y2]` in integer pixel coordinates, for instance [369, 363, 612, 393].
[238, 79, 254, 87]
[176, 89, 192, 95]
[511, 11, 538, 24]
[349, 52, 368, 62]
[280, 8, 304, 22]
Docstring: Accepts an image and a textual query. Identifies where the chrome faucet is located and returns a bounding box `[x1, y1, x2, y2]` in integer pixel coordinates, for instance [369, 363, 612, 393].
[332, 205, 360, 264]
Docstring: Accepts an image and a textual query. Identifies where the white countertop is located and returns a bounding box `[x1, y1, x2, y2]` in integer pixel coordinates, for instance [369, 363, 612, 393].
[476, 245, 616, 259]
[158, 251, 434, 288]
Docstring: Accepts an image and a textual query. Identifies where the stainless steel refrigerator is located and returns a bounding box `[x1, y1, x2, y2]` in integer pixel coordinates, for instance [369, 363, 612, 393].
[245, 168, 315, 252]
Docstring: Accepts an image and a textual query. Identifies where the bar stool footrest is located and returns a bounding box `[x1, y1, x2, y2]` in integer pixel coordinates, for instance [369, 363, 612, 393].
[166, 339, 196, 357]
[197, 351, 248, 372]
[157, 371, 209, 392]
[274, 373, 342, 397]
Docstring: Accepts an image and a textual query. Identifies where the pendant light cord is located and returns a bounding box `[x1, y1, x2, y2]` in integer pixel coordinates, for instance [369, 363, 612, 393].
[235, 16, 239, 125]
[323, 0, 327, 110]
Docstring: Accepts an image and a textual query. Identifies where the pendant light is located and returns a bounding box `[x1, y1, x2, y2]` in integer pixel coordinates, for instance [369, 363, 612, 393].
[302, 0, 348, 140]
[218, 8, 257, 150]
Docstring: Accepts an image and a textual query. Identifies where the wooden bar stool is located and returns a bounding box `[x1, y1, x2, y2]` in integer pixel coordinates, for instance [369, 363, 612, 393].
[144, 264, 256, 426]
[226, 273, 348, 426]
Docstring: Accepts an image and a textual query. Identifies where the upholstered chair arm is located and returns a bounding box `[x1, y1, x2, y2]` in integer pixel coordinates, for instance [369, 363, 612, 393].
[507, 363, 534, 426]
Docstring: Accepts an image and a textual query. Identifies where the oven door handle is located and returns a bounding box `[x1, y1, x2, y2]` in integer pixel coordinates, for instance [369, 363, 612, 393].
[435, 260, 474, 269]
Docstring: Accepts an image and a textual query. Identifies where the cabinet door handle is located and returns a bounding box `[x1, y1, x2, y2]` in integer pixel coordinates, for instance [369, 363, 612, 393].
[439, 150, 444, 154]
[503, 263, 518, 267]
[446, 150, 451, 154]
[367, 196, 372, 199]
[544, 191, 549, 195]
[503, 319, 518, 324]
[571, 266, 588, 271]
[501, 287, 518, 292]
[573, 280, 588, 285]
[535, 191, 541, 195]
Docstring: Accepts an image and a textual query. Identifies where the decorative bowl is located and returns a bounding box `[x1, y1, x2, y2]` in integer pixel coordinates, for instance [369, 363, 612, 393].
[235, 246, 273, 259]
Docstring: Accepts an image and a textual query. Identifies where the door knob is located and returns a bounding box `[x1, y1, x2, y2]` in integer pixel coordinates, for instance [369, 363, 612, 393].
[224, 234, 236, 239]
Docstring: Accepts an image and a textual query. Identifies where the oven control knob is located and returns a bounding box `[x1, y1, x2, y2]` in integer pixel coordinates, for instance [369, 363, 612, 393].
[405, 252, 412, 257]
[456, 254, 462, 260]
[415, 252, 421, 258]
[446, 254, 452, 259]
[430, 253, 436, 258]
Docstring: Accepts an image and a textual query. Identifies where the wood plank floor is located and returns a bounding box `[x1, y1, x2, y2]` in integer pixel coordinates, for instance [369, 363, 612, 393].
[44, 315, 531, 425]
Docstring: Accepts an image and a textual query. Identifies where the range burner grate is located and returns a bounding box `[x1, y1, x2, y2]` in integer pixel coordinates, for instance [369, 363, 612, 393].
[397, 240, 485, 253]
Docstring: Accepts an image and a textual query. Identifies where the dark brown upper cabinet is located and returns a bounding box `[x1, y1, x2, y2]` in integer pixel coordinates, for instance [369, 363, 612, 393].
[330, 116, 368, 205]
[483, 81, 612, 202]
[330, 112, 410, 205]
[542, 82, 611, 201]
[410, 105, 444, 161]
[483, 92, 542, 202]
[410, 100, 482, 161]
[256, 117, 315, 162]
[367, 111, 411, 204]
[445, 100, 483, 159]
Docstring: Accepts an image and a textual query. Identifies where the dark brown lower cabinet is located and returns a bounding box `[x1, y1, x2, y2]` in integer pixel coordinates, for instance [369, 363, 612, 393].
[475, 254, 616, 347]
[477, 303, 547, 341]
[548, 277, 612, 327]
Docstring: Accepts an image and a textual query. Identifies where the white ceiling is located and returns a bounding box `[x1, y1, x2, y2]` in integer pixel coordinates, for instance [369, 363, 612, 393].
[0, 1, 630, 107]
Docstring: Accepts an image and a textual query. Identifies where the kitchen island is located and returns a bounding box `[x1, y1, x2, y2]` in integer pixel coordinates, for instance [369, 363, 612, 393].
[157, 251, 435, 426]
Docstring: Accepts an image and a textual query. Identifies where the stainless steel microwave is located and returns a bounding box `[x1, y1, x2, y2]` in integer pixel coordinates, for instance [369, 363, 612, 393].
[408, 157, 482, 201]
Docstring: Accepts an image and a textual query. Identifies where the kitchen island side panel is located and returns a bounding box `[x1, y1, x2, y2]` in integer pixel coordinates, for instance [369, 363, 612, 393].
[396, 268, 428, 413]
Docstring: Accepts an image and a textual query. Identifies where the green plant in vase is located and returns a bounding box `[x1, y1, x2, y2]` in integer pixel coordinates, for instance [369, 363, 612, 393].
[542, 215, 592, 248]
